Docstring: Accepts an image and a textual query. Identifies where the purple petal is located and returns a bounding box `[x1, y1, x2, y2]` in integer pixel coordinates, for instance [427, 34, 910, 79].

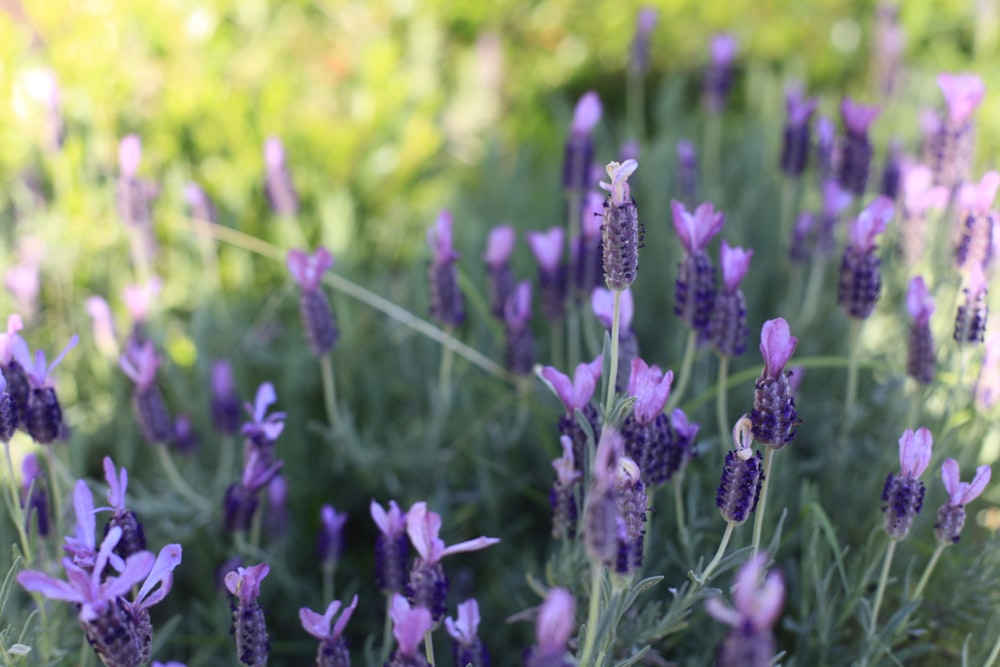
[119, 135, 142, 177]
[526, 228, 565, 273]
[299, 606, 330, 640]
[331, 594, 359, 640]
[103, 457, 127, 511]
[427, 210, 455, 262]
[540, 366, 575, 413]
[405, 501, 443, 563]
[72, 479, 96, 549]
[899, 427, 933, 479]
[17, 570, 84, 604]
[571, 91, 602, 135]
[705, 596, 741, 626]
[102, 550, 155, 601]
[937, 73, 985, 125]
[391, 594, 433, 654]
[671, 200, 694, 253]
[590, 288, 615, 330]
[941, 458, 961, 502]
[976, 171, 1000, 212]
[840, 97, 880, 134]
[759, 318, 797, 378]
[962, 465, 992, 505]
[483, 225, 516, 267]
[535, 588, 574, 653]
[440, 536, 500, 559]
[848, 196, 894, 251]
[719, 241, 752, 292]
[134, 543, 182, 609]
[264, 137, 285, 170]
[906, 277, 934, 326]
[628, 359, 672, 424]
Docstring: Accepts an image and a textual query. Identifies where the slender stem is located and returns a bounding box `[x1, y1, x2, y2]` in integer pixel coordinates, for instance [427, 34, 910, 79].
[779, 177, 798, 254]
[320, 354, 338, 429]
[550, 324, 565, 373]
[703, 113, 722, 202]
[911, 543, 946, 602]
[700, 522, 736, 583]
[79, 633, 91, 667]
[43, 446, 63, 527]
[129, 226, 152, 285]
[378, 594, 394, 667]
[423, 629, 436, 666]
[579, 564, 604, 667]
[4, 444, 33, 564]
[322, 563, 335, 605]
[666, 330, 698, 412]
[626, 69, 645, 143]
[716, 355, 730, 449]
[673, 473, 687, 539]
[438, 326, 455, 410]
[567, 304, 581, 371]
[797, 257, 827, 330]
[842, 319, 862, 442]
[871, 539, 898, 629]
[985, 628, 1000, 667]
[604, 291, 622, 417]
[752, 447, 777, 557]
[249, 504, 263, 550]
[154, 446, 209, 510]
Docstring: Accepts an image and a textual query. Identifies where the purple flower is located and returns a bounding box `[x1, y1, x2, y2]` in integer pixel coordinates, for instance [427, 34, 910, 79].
[13, 334, 78, 390]
[938, 73, 986, 125]
[848, 196, 895, 251]
[840, 98, 880, 135]
[705, 552, 784, 631]
[123, 278, 161, 327]
[226, 562, 270, 667]
[710, 33, 738, 67]
[390, 594, 433, 657]
[299, 594, 359, 642]
[881, 428, 933, 540]
[287, 247, 333, 293]
[428, 210, 458, 264]
[540, 356, 603, 413]
[719, 241, 752, 292]
[752, 319, 799, 448]
[372, 499, 409, 594]
[590, 287, 634, 332]
[317, 504, 348, 566]
[86, 296, 118, 358]
[552, 436, 580, 488]
[225, 562, 269, 602]
[526, 228, 565, 273]
[899, 427, 933, 480]
[530, 588, 575, 662]
[504, 281, 532, 330]
[405, 502, 499, 567]
[942, 459, 991, 507]
[902, 165, 949, 216]
[211, 360, 242, 435]
[483, 225, 515, 268]
[371, 499, 407, 537]
[427, 211, 464, 326]
[0, 315, 24, 367]
[445, 598, 481, 646]
[242, 382, 286, 444]
[786, 84, 818, 126]
[907, 277, 935, 327]
[672, 200, 725, 255]
[629, 8, 658, 74]
[627, 358, 673, 424]
[599, 160, 639, 208]
[120, 340, 159, 391]
[119, 135, 142, 179]
[184, 182, 216, 223]
[966, 171, 1000, 215]
[63, 479, 122, 572]
[759, 318, 797, 379]
[264, 137, 298, 218]
[571, 91, 602, 136]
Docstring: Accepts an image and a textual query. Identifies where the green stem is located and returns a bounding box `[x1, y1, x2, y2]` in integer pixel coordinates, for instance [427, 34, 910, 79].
[320, 354, 338, 429]
[716, 355, 730, 449]
[579, 564, 604, 667]
[249, 503, 263, 550]
[378, 594, 394, 667]
[798, 257, 827, 330]
[779, 177, 798, 255]
[842, 319, 862, 439]
[700, 522, 736, 584]
[43, 446, 64, 527]
[154, 446, 210, 510]
[703, 112, 722, 202]
[752, 447, 777, 557]
[568, 302, 581, 370]
[438, 326, 455, 410]
[322, 563, 335, 606]
[424, 629, 436, 666]
[985, 628, 1000, 667]
[666, 330, 698, 412]
[673, 473, 687, 539]
[604, 291, 622, 417]
[4, 444, 33, 564]
[550, 324, 565, 374]
[871, 539, 898, 629]
[626, 69, 645, 142]
[911, 543, 946, 602]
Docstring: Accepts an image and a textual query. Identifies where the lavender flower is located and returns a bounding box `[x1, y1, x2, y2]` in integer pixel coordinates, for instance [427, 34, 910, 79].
[102, 456, 147, 560]
[0, 372, 16, 441]
[427, 210, 464, 327]
[550, 436, 580, 540]
[628, 8, 658, 76]
[300, 595, 358, 667]
[184, 182, 217, 223]
[288, 247, 338, 356]
[173, 414, 198, 454]
[838, 196, 894, 319]
[710, 241, 752, 357]
[263, 137, 298, 217]
[388, 594, 433, 667]
[751, 319, 799, 448]
[504, 281, 535, 374]
[123, 278, 161, 345]
[212, 360, 242, 435]
[540, 356, 603, 473]
[0, 315, 28, 425]
[563, 92, 602, 193]
[954, 265, 988, 345]
[526, 588, 575, 667]
[241, 382, 286, 450]
[815, 116, 836, 182]
[484, 225, 516, 319]
[600, 160, 642, 291]
[317, 504, 348, 568]
[906, 277, 936, 384]
[900, 165, 950, 265]
[881, 427, 933, 540]
[572, 192, 605, 293]
[87, 296, 119, 359]
[445, 599, 489, 667]
[527, 228, 568, 322]
[929, 74, 985, 188]
[117, 135, 157, 229]
[19, 527, 181, 667]
[935, 459, 991, 545]
[705, 552, 784, 667]
[120, 341, 174, 445]
[591, 287, 637, 390]
[226, 563, 271, 667]
[955, 171, 998, 272]
[224, 449, 283, 532]
[837, 98, 880, 196]
[621, 358, 677, 485]
[676, 140, 699, 204]
[12, 333, 77, 444]
[20, 453, 47, 537]
[404, 502, 499, 622]
[672, 200, 724, 340]
[780, 85, 818, 177]
[584, 428, 625, 565]
[976, 332, 1000, 409]
[717, 416, 765, 524]
[704, 33, 737, 113]
[880, 141, 902, 201]
[64, 479, 122, 573]
[613, 456, 647, 576]
[372, 499, 410, 594]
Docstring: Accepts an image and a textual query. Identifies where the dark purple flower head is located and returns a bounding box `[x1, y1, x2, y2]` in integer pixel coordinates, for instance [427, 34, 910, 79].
[119, 135, 142, 179]
[540, 355, 603, 413]
[719, 240, 752, 292]
[591, 287, 634, 331]
[906, 276, 935, 327]
[484, 225, 515, 268]
[627, 358, 673, 424]
[840, 98, 881, 136]
[287, 247, 333, 293]
[938, 73, 986, 125]
[942, 458, 991, 506]
[13, 334, 78, 389]
[242, 382, 286, 443]
[504, 281, 532, 329]
[898, 427, 933, 480]
[405, 501, 499, 567]
[120, 340, 159, 391]
[390, 594, 433, 657]
[760, 318, 797, 379]
[526, 228, 565, 273]
[705, 552, 784, 632]
[848, 196, 894, 252]
[785, 84, 818, 126]
[300, 594, 358, 642]
[428, 210, 458, 264]
[570, 92, 602, 137]
[445, 598, 481, 646]
[672, 200, 725, 255]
